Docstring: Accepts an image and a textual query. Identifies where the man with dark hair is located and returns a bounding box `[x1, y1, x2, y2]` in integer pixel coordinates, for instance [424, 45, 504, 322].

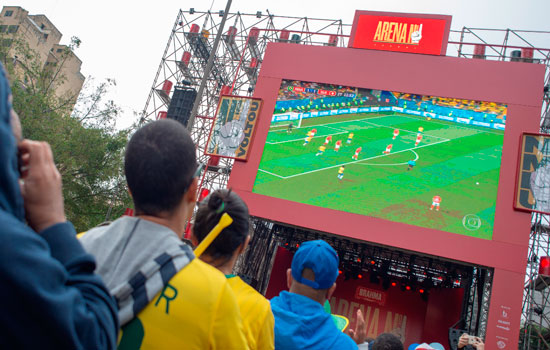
[123, 119, 197, 215]
[0, 64, 119, 348]
[270, 239, 365, 349]
[81, 119, 248, 349]
[371, 333, 404, 350]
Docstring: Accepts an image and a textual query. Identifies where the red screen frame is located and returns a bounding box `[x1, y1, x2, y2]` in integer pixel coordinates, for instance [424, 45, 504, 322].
[228, 42, 545, 347]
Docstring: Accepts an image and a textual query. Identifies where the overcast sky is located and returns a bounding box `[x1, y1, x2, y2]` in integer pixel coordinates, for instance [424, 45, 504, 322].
[10, 0, 550, 128]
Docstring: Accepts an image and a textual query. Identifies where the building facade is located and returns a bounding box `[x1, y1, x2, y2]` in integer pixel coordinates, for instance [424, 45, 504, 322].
[0, 6, 85, 106]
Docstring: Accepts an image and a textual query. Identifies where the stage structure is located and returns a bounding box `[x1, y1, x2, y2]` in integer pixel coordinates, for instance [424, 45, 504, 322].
[447, 27, 550, 350]
[140, 10, 349, 196]
[141, 9, 550, 349]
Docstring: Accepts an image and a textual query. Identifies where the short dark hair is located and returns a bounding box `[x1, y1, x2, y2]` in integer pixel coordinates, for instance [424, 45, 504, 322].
[372, 333, 403, 350]
[125, 119, 197, 215]
[193, 189, 249, 262]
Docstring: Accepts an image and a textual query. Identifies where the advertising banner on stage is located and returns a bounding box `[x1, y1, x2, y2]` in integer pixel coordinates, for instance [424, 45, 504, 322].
[349, 11, 452, 55]
[515, 133, 550, 214]
[265, 247, 464, 346]
[205, 95, 262, 160]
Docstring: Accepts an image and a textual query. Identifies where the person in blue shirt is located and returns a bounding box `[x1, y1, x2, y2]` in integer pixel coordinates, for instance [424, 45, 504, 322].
[0, 63, 118, 349]
[270, 240, 364, 350]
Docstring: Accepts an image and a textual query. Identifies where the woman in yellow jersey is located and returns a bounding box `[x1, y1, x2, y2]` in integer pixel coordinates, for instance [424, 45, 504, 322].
[192, 189, 275, 350]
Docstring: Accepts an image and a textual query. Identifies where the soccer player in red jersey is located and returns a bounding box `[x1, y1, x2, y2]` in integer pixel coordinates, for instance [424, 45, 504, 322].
[334, 140, 342, 152]
[430, 195, 441, 211]
[415, 134, 423, 147]
[352, 146, 362, 160]
[392, 129, 399, 140]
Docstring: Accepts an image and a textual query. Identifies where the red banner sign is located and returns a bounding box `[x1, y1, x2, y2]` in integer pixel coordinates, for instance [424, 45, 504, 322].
[349, 11, 452, 55]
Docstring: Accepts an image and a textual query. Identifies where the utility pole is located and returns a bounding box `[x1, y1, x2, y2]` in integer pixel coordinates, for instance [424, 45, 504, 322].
[187, 0, 232, 131]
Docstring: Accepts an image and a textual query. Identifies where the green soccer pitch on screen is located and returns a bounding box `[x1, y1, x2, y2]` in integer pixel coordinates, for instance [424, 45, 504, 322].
[252, 79, 507, 240]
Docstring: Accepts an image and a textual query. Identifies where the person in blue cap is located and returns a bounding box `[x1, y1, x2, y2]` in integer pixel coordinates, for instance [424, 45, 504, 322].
[270, 239, 364, 350]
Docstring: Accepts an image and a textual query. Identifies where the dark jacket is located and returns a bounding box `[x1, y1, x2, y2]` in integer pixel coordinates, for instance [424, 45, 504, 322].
[0, 64, 119, 349]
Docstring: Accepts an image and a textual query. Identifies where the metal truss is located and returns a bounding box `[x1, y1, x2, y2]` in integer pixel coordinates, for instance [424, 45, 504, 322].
[142, 11, 550, 346]
[446, 27, 550, 348]
[140, 9, 349, 194]
[449, 27, 550, 130]
[522, 214, 550, 349]
[460, 267, 493, 342]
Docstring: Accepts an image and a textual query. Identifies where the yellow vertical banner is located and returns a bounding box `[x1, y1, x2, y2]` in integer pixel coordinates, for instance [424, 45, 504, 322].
[205, 96, 262, 160]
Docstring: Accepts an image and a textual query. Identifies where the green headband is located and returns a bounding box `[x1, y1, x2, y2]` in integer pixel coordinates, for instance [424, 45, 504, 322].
[215, 202, 225, 214]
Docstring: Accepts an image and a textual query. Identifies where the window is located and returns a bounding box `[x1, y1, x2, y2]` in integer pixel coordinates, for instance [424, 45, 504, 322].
[56, 48, 63, 53]
[7, 25, 19, 34]
[4, 10, 13, 17]
[40, 23, 45, 29]
[43, 33, 48, 40]
[2, 39, 13, 47]
[0, 25, 7, 33]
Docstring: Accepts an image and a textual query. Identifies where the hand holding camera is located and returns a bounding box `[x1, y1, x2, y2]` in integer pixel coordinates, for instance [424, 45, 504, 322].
[458, 333, 485, 349]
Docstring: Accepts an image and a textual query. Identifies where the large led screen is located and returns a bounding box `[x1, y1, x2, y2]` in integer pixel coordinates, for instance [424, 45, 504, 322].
[252, 80, 507, 240]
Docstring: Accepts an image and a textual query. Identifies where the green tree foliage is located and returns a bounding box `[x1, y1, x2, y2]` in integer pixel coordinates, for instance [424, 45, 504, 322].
[2, 34, 132, 232]
[519, 323, 550, 350]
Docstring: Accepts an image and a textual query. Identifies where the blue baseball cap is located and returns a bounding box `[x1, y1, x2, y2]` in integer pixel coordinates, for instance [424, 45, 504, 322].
[291, 240, 339, 289]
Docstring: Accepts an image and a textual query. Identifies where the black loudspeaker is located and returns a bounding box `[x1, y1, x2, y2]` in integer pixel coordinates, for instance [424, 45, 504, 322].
[510, 50, 522, 62]
[167, 88, 197, 127]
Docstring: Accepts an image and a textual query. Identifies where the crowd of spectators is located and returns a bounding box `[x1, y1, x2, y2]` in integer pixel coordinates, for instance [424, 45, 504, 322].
[0, 60, 486, 349]
[392, 92, 507, 124]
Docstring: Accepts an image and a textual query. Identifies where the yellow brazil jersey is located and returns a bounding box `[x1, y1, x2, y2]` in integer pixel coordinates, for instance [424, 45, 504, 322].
[118, 259, 249, 350]
[319, 146, 326, 152]
[348, 133, 354, 139]
[338, 167, 345, 174]
[226, 276, 274, 350]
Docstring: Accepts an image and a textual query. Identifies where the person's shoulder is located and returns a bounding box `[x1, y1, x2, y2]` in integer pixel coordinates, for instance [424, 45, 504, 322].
[82, 216, 137, 238]
[228, 276, 270, 308]
[175, 258, 228, 286]
[230, 276, 263, 291]
[337, 331, 359, 349]
[0, 211, 48, 252]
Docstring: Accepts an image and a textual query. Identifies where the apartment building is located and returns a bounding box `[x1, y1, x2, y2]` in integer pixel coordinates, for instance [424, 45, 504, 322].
[0, 6, 85, 106]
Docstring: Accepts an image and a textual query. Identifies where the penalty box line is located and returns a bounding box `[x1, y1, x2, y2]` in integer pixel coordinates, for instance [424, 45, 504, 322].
[268, 113, 386, 132]
[357, 119, 450, 141]
[259, 138, 451, 179]
[266, 114, 398, 145]
[267, 113, 449, 145]
[397, 114, 505, 136]
[266, 131, 348, 145]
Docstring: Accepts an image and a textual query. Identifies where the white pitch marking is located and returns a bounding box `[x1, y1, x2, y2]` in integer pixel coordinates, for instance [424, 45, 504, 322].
[356, 150, 419, 166]
[357, 119, 449, 141]
[257, 169, 285, 178]
[265, 131, 348, 145]
[279, 139, 450, 179]
[397, 114, 505, 135]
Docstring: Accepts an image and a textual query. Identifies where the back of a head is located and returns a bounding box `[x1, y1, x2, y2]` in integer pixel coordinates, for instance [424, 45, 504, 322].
[291, 240, 339, 290]
[125, 119, 196, 216]
[372, 333, 404, 350]
[193, 189, 250, 262]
